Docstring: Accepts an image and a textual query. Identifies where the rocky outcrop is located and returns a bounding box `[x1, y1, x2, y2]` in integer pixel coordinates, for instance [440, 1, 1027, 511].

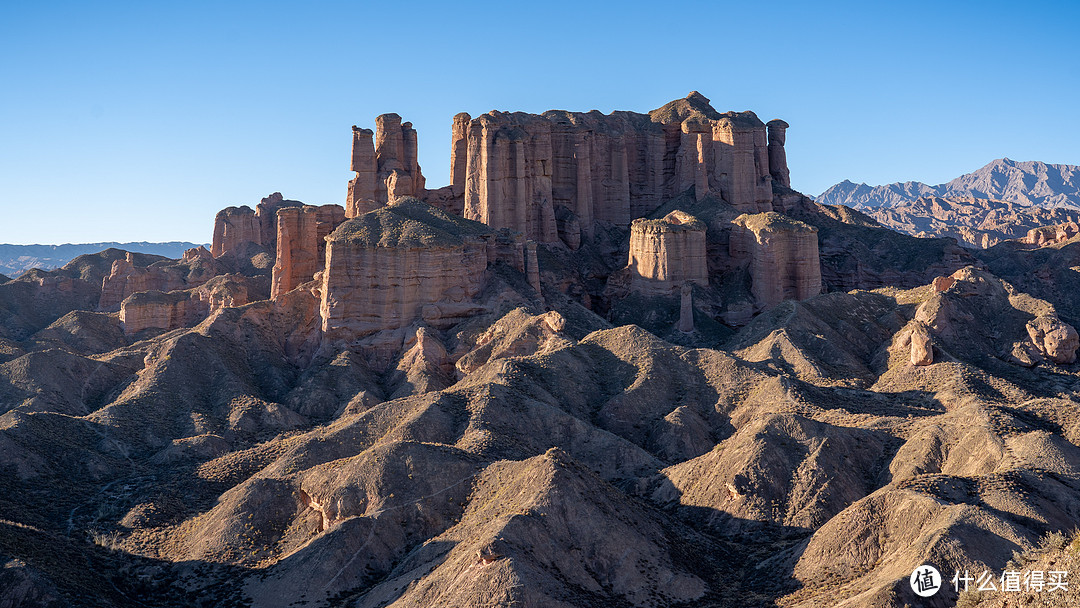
[119, 274, 257, 336]
[211, 193, 302, 257]
[730, 212, 821, 309]
[626, 210, 708, 296]
[320, 198, 501, 340]
[458, 93, 780, 246]
[270, 204, 345, 299]
[1026, 315, 1079, 364]
[766, 119, 790, 188]
[345, 126, 377, 217]
[346, 115, 429, 213]
[99, 247, 218, 310]
[1019, 221, 1080, 248]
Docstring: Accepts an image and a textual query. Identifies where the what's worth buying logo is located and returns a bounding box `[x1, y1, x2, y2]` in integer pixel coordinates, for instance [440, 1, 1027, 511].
[909, 564, 1070, 597]
[910, 565, 942, 597]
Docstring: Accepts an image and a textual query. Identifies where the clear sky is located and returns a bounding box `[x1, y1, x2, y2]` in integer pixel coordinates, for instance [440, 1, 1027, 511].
[1, 0, 1077, 245]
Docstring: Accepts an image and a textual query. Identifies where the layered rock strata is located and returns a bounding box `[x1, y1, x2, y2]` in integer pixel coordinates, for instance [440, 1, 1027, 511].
[270, 204, 345, 299]
[626, 210, 708, 296]
[320, 198, 511, 340]
[730, 212, 821, 309]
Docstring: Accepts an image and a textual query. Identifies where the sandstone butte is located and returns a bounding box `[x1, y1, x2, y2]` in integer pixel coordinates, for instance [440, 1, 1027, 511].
[205, 92, 822, 344]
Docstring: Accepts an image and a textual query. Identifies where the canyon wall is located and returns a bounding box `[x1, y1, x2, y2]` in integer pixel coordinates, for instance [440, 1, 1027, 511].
[626, 210, 708, 296]
[730, 212, 821, 309]
[459, 92, 779, 246]
[343, 93, 788, 249]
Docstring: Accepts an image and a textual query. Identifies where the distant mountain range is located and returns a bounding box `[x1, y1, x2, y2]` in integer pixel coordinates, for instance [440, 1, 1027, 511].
[816, 159, 1080, 209]
[0, 241, 207, 278]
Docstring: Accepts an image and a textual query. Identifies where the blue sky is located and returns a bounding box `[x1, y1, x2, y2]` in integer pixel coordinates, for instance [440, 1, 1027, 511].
[1, 0, 1077, 244]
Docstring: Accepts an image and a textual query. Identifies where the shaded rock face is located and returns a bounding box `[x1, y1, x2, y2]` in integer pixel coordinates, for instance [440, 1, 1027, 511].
[627, 210, 708, 296]
[99, 247, 217, 310]
[320, 198, 498, 340]
[270, 204, 345, 299]
[730, 212, 821, 309]
[211, 193, 303, 258]
[460, 92, 780, 246]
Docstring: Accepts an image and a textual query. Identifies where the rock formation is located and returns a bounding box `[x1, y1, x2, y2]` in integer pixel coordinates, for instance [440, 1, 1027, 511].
[730, 212, 821, 309]
[1019, 221, 1080, 248]
[320, 198, 506, 340]
[766, 119, 790, 188]
[626, 210, 708, 296]
[346, 115, 429, 214]
[99, 247, 217, 310]
[119, 274, 256, 335]
[270, 204, 345, 299]
[678, 282, 694, 333]
[211, 193, 302, 257]
[451, 92, 779, 246]
[1026, 314, 1079, 364]
[345, 126, 377, 217]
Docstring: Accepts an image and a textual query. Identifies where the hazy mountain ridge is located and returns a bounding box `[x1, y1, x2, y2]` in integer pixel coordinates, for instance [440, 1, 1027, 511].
[858, 196, 1080, 249]
[817, 159, 1080, 209]
[0, 241, 207, 277]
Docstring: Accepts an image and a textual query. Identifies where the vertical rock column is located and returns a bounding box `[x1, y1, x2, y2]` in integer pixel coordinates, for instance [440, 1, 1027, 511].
[451, 113, 471, 198]
[347, 127, 377, 217]
[525, 240, 541, 294]
[678, 282, 694, 333]
[767, 119, 790, 188]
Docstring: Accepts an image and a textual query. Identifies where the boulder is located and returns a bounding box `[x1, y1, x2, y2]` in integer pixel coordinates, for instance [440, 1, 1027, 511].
[1027, 315, 1079, 364]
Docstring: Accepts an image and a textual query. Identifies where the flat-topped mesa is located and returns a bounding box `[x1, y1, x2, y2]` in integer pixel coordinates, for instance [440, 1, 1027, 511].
[626, 210, 708, 296]
[211, 192, 303, 257]
[457, 92, 779, 247]
[321, 197, 524, 340]
[730, 212, 821, 310]
[766, 119, 791, 188]
[271, 204, 345, 299]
